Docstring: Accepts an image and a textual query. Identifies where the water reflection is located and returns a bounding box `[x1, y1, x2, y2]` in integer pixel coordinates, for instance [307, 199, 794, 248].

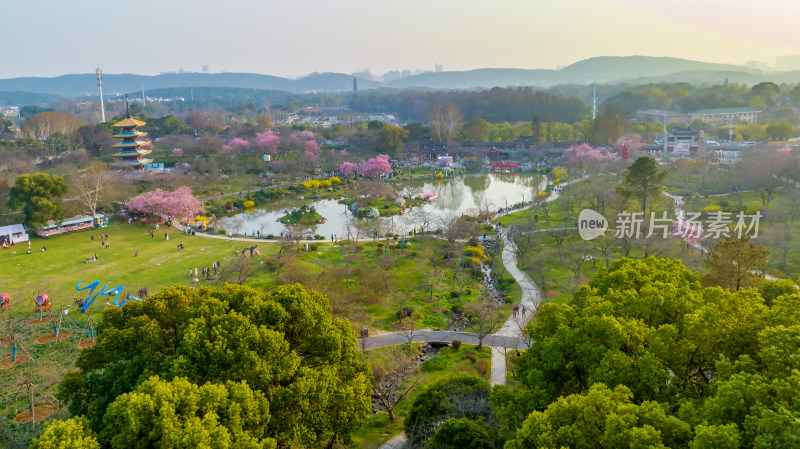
[214, 173, 547, 236]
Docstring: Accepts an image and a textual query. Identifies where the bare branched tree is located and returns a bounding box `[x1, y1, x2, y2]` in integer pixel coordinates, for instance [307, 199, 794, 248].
[466, 295, 503, 349]
[219, 247, 259, 285]
[371, 349, 420, 421]
[67, 161, 117, 217]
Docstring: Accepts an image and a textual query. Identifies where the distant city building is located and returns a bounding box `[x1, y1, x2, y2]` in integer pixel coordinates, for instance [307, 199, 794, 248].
[688, 107, 761, 126]
[383, 70, 402, 82]
[745, 60, 769, 70]
[776, 55, 800, 71]
[0, 106, 19, 118]
[435, 63, 443, 73]
[635, 109, 691, 123]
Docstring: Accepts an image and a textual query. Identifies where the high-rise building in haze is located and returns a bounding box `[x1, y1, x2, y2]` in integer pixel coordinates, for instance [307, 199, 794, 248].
[776, 55, 800, 71]
[435, 63, 443, 73]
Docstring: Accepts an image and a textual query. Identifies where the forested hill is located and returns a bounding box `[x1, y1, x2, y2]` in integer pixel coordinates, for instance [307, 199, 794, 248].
[0, 72, 381, 97]
[350, 88, 589, 123]
[140, 87, 290, 108]
[3, 56, 798, 100]
[387, 56, 765, 88]
[0, 90, 62, 106]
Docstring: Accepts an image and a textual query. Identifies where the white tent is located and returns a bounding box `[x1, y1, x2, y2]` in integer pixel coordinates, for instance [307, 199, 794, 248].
[0, 224, 29, 244]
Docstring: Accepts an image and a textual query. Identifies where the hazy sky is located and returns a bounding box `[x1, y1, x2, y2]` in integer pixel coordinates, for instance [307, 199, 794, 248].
[3, 0, 800, 79]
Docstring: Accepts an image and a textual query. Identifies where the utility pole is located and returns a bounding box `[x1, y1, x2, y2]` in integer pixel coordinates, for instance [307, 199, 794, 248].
[96, 67, 105, 123]
[663, 109, 668, 157]
[142, 83, 146, 106]
[592, 86, 597, 120]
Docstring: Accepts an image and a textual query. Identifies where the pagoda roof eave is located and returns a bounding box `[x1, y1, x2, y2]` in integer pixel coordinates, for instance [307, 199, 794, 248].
[112, 117, 147, 128]
[112, 131, 148, 138]
[113, 158, 154, 166]
[113, 149, 152, 157]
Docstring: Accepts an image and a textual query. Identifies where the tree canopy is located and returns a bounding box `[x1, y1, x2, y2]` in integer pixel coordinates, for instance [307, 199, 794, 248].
[56, 283, 371, 448]
[7, 172, 68, 227]
[492, 256, 800, 449]
[404, 374, 492, 446]
[616, 156, 667, 213]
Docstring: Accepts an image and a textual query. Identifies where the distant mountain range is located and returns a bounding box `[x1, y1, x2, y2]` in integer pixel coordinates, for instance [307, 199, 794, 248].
[2, 56, 800, 104]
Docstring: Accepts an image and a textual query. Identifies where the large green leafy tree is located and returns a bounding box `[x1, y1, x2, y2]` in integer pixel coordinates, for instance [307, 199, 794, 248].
[100, 377, 274, 449]
[7, 173, 68, 227]
[493, 257, 800, 448]
[704, 236, 770, 291]
[378, 123, 409, 160]
[505, 383, 692, 449]
[426, 417, 500, 449]
[29, 417, 100, 449]
[616, 156, 667, 213]
[404, 374, 492, 446]
[58, 284, 371, 448]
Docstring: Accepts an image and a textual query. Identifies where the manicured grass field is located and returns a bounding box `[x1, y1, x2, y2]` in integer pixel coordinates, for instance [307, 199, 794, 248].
[0, 220, 254, 314]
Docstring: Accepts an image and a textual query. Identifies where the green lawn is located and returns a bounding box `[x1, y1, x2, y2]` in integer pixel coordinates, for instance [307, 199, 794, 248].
[0, 220, 253, 313]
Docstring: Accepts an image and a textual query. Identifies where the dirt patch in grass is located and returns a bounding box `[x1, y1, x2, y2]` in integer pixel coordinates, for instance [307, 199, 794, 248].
[13, 405, 57, 423]
[0, 354, 31, 369]
[389, 321, 414, 330]
[77, 338, 95, 349]
[35, 331, 72, 344]
[29, 317, 53, 326]
[546, 290, 560, 298]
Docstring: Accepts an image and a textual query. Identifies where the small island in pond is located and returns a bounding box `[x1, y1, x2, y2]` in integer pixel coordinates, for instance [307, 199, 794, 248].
[341, 192, 438, 218]
[279, 205, 326, 224]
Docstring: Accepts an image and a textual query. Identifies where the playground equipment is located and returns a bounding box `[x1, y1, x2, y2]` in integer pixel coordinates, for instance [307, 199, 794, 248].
[0, 292, 9, 311]
[33, 294, 50, 312]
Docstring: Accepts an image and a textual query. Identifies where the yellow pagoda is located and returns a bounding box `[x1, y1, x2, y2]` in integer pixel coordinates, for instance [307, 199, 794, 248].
[111, 100, 153, 169]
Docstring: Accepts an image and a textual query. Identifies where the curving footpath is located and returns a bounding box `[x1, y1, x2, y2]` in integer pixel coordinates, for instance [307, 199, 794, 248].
[184, 177, 577, 449]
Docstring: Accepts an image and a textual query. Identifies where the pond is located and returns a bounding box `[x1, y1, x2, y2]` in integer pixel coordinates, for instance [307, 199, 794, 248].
[213, 172, 548, 237]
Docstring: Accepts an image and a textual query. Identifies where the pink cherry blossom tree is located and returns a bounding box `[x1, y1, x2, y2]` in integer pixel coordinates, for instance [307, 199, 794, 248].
[127, 187, 202, 219]
[296, 130, 315, 140]
[563, 143, 607, 170]
[160, 186, 203, 219]
[171, 148, 184, 157]
[303, 140, 321, 162]
[613, 134, 644, 154]
[222, 137, 250, 153]
[256, 131, 280, 154]
[359, 154, 392, 178]
[127, 189, 167, 215]
[777, 146, 792, 154]
[339, 161, 358, 177]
